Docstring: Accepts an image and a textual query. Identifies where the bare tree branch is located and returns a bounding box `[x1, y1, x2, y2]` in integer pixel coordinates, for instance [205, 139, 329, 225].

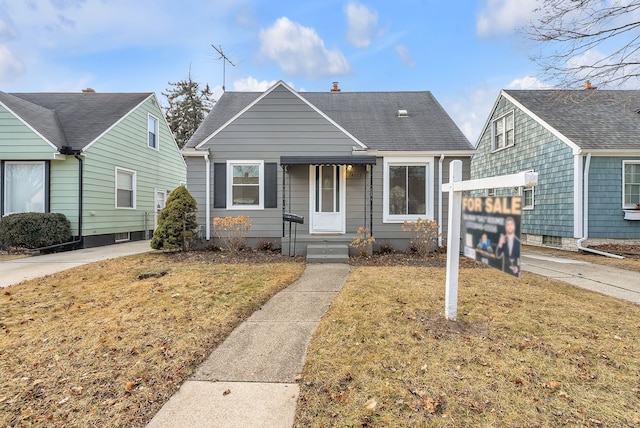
[522, 0, 640, 88]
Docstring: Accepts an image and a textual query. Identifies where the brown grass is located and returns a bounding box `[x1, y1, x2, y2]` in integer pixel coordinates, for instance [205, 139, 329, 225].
[295, 267, 640, 427]
[0, 253, 304, 427]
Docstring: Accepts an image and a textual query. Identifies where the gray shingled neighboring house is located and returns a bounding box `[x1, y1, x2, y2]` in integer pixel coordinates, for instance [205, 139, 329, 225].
[472, 89, 640, 251]
[182, 80, 474, 257]
[0, 90, 186, 248]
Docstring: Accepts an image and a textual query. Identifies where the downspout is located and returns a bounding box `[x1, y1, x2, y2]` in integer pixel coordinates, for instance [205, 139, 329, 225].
[438, 154, 444, 246]
[30, 149, 83, 253]
[74, 153, 83, 245]
[205, 153, 211, 240]
[576, 153, 624, 259]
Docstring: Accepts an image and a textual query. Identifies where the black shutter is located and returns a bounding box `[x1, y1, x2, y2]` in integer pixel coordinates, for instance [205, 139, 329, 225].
[213, 163, 226, 208]
[265, 162, 278, 208]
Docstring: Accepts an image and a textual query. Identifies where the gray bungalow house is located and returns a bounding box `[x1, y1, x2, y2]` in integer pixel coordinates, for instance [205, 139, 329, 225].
[0, 90, 186, 248]
[182, 81, 474, 257]
[472, 89, 640, 251]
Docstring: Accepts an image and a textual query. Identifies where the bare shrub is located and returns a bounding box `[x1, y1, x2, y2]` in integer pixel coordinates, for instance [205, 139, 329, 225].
[213, 216, 252, 252]
[401, 218, 440, 257]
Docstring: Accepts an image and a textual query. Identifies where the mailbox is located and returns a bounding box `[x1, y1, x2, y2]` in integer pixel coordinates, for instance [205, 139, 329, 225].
[283, 212, 304, 224]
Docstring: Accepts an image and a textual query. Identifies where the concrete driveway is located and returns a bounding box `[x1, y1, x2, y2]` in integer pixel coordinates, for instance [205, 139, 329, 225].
[521, 249, 639, 304]
[0, 240, 152, 287]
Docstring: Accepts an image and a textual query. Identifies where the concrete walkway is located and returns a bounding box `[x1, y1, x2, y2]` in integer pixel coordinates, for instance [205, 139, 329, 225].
[147, 263, 350, 428]
[0, 240, 152, 287]
[521, 250, 639, 304]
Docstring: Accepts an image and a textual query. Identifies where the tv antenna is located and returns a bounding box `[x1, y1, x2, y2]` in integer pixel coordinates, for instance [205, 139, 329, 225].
[212, 44, 235, 91]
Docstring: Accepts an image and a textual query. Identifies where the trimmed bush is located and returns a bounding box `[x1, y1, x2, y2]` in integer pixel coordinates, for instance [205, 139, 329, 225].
[0, 212, 72, 249]
[151, 185, 198, 251]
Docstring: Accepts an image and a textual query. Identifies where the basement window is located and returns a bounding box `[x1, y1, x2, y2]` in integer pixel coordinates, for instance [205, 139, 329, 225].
[115, 232, 130, 242]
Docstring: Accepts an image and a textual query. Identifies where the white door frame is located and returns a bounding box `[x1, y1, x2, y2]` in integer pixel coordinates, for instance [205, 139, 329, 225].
[154, 188, 167, 230]
[309, 165, 346, 234]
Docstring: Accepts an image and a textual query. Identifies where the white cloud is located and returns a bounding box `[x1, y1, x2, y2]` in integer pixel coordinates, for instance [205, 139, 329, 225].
[0, 44, 25, 81]
[232, 77, 279, 92]
[344, 2, 378, 49]
[444, 85, 496, 144]
[259, 17, 350, 79]
[395, 45, 416, 67]
[506, 75, 551, 89]
[477, 0, 537, 37]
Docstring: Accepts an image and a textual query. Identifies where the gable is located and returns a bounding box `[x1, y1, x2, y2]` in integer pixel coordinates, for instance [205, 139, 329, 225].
[0, 103, 60, 159]
[195, 84, 360, 158]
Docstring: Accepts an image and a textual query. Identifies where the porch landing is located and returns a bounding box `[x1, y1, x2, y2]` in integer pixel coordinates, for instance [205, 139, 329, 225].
[281, 234, 355, 263]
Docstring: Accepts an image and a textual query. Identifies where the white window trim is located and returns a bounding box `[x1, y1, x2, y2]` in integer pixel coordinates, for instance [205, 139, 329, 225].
[521, 186, 535, 210]
[115, 167, 137, 210]
[3, 161, 46, 215]
[227, 160, 264, 210]
[382, 156, 434, 223]
[491, 110, 515, 152]
[622, 160, 640, 209]
[147, 113, 159, 151]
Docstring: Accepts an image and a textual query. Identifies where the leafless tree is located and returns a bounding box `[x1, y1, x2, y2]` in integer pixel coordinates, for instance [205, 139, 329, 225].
[523, 0, 640, 88]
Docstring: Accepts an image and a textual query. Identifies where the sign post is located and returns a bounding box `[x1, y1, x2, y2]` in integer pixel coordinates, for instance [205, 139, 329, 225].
[442, 161, 538, 321]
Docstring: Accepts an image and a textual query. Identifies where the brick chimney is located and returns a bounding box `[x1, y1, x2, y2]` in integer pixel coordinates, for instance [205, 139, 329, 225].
[82, 88, 96, 93]
[331, 81, 341, 92]
[582, 80, 597, 90]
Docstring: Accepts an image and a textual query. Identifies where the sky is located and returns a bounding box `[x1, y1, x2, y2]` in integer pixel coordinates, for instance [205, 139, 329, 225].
[0, 0, 555, 144]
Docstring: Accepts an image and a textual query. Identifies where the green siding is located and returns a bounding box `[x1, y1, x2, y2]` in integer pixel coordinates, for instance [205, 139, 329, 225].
[0, 106, 58, 159]
[588, 157, 640, 238]
[81, 96, 186, 237]
[471, 96, 576, 237]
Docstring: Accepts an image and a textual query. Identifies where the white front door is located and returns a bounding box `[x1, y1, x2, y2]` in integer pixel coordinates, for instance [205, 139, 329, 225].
[310, 165, 346, 233]
[154, 189, 167, 230]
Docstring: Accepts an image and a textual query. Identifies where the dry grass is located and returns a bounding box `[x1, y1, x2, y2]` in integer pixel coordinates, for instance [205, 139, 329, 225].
[295, 267, 640, 427]
[0, 253, 304, 427]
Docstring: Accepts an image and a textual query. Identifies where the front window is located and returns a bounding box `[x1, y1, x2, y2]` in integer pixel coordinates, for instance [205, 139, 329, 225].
[3, 161, 46, 214]
[148, 114, 158, 149]
[116, 168, 136, 209]
[623, 161, 640, 208]
[383, 157, 433, 222]
[492, 111, 514, 151]
[227, 161, 264, 209]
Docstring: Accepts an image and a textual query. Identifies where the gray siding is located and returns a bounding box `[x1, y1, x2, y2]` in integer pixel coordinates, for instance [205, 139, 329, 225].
[472, 96, 576, 238]
[588, 156, 640, 238]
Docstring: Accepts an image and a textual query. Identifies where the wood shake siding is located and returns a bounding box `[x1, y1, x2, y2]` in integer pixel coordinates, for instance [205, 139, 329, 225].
[472, 97, 575, 238]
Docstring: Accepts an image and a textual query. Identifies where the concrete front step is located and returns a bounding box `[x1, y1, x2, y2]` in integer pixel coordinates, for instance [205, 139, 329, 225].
[306, 243, 350, 263]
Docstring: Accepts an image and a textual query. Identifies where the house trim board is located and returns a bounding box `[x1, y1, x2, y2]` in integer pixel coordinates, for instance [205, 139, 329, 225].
[573, 154, 584, 238]
[194, 81, 368, 150]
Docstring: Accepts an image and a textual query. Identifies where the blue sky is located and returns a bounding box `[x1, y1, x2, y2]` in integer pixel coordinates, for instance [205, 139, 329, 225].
[0, 0, 551, 143]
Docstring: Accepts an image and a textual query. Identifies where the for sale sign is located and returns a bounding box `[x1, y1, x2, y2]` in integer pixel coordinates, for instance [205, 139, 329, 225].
[462, 196, 522, 277]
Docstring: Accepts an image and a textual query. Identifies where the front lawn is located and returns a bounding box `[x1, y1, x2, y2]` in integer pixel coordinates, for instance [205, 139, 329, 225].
[295, 267, 640, 427]
[0, 252, 304, 427]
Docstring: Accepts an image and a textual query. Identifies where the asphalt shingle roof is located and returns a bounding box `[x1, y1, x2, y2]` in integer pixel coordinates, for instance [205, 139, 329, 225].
[185, 86, 473, 152]
[0, 91, 152, 151]
[503, 89, 640, 151]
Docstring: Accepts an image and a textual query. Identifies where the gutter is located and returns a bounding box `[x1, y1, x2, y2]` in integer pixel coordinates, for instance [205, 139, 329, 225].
[205, 152, 211, 240]
[576, 153, 624, 259]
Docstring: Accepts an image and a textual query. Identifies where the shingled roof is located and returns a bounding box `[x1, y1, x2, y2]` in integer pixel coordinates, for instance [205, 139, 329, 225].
[0, 91, 152, 151]
[185, 83, 472, 152]
[503, 89, 640, 151]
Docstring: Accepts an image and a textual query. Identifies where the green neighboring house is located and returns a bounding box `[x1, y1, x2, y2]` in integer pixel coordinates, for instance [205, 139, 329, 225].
[0, 90, 186, 248]
[472, 89, 640, 251]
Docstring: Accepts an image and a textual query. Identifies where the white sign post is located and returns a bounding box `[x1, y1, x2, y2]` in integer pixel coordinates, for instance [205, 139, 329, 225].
[442, 160, 538, 321]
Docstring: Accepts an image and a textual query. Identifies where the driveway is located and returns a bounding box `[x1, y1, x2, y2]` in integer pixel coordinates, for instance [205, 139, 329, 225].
[0, 240, 152, 288]
[521, 249, 639, 304]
